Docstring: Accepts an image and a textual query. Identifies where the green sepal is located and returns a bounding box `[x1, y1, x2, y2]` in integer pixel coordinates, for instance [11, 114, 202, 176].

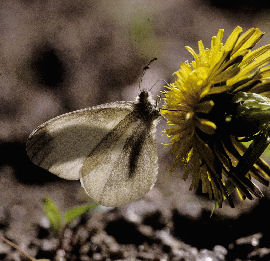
[228, 92, 270, 137]
[232, 122, 270, 179]
[233, 92, 270, 121]
[210, 201, 219, 217]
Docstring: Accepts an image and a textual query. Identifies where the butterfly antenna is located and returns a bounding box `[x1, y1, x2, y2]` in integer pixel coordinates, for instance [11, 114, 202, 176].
[153, 79, 171, 107]
[139, 57, 157, 91]
[149, 79, 169, 92]
[155, 94, 162, 108]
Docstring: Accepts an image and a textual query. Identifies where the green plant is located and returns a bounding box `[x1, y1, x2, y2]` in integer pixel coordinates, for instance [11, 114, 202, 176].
[42, 197, 98, 259]
[42, 197, 98, 234]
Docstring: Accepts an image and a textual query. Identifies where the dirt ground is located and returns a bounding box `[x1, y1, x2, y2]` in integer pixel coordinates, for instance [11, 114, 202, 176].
[1, 0, 270, 260]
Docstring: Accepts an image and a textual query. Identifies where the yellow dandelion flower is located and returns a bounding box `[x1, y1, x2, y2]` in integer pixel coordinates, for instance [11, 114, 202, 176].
[162, 26, 270, 207]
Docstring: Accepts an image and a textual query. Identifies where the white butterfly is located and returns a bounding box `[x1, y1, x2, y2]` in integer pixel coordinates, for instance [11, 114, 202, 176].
[26, 90, 160, 207]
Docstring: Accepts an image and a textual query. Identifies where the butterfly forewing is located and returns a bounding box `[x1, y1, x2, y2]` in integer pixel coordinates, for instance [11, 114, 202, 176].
[26, 102, 133, 180]
[80, 114, 158, 206]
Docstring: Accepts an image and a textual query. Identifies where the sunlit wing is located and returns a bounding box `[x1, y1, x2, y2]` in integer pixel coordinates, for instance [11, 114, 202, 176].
[80, 116, 158, 206]
[26, 102, 133, 180]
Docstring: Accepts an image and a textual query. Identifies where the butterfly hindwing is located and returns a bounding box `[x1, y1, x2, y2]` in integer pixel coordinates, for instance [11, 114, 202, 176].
[80, 113, 158, 206]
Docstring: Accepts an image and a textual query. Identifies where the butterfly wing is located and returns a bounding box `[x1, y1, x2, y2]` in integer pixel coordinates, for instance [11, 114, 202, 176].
[80, 113, 159, 207]
[26, 102, 133, 180]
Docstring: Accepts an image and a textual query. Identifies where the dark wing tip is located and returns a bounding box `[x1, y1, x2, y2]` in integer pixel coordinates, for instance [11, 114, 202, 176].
[26, 128, 53, 166]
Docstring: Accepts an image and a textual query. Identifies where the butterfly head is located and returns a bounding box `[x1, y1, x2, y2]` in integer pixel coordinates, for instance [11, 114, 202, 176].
[138, 90, 150, 103]
[135, 90, 160, 122]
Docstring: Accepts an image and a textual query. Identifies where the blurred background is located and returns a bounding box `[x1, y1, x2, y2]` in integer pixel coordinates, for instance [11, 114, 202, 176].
[2, 0, 270, 260]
